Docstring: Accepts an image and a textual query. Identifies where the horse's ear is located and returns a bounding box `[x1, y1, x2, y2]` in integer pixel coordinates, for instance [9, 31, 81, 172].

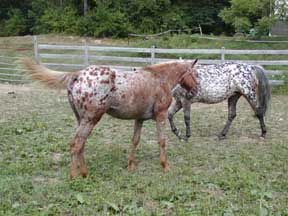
[191, 59, 198, 67]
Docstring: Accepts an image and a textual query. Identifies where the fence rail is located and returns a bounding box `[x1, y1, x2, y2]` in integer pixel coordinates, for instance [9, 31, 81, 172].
[0, 36, 287, 86]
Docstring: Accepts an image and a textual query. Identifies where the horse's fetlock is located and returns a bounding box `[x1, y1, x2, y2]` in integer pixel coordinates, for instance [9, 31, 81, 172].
[229, 114, 236, 121]
[159, 139, 166, 147]
[184, 115, 190, 120]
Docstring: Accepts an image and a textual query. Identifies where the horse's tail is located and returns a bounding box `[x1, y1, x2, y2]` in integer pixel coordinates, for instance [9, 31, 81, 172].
[253, 65, 271, 116]
[20, 58, 79, 89]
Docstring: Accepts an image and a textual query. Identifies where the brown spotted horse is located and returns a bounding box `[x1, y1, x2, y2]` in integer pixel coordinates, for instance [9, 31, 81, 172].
[168, 62, 270, 141]
[21, 58, 198, 178]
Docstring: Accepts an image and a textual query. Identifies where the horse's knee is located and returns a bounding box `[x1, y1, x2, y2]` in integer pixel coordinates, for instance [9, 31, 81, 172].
[168, 111, 174, 121]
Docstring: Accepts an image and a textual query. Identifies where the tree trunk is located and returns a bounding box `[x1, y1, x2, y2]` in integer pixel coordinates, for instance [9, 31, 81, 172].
[83, 0, 87, 16]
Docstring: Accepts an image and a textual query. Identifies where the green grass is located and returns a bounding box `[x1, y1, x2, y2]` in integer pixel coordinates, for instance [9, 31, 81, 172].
[0, 84, 288, 215]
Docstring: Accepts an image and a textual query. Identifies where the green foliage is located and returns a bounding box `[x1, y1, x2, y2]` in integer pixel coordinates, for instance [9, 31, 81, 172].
[0, 0, 232, 37]
[81, 5, 133, 37]
[275, 0, 288, 21]
[256, 16, 277, 36]
[37, 6, 79, 34]
[219, 0, 275, 35]
[27, 0, 50, 34]
[126, 0, 184, 33]
[1, 9, 28, 36]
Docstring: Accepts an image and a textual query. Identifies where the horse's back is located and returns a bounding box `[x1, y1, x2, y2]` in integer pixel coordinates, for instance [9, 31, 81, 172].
[181, 63, 257, 103]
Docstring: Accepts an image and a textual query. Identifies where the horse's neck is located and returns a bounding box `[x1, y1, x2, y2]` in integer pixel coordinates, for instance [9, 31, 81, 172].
[165, 66, 187, 89]
[146, 63, 187, 89]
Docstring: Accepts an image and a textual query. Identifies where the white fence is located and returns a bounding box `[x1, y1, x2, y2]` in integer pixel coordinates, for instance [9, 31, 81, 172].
[0, 36, 287, 85]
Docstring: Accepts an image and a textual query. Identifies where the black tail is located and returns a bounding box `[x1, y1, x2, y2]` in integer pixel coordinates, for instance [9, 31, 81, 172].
[253, 66, 271, 116]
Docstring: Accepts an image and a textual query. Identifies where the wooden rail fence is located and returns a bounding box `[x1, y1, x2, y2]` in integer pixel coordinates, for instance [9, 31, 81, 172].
[0, 36, 287, 85]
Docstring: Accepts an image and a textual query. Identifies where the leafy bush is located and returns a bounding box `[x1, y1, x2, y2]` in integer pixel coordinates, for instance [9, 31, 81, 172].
[2, 9, 28, 36]
[219, 0, 274, 36]
[255, 16, 277, 36]
[37, 7, 79, 34]
[84, 6, 133, 37]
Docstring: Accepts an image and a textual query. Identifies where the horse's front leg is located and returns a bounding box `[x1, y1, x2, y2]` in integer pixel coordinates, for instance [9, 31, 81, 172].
[128, 119, 143, 171]
[168, 99, 182, 138]
[156, 111, 170, 172]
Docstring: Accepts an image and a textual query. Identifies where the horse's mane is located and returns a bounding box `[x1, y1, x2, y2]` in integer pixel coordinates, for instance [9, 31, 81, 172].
[143, 61, 187, 76]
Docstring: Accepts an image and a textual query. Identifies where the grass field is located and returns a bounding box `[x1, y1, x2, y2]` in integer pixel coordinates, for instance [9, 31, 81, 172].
[0, 83, 287, 215]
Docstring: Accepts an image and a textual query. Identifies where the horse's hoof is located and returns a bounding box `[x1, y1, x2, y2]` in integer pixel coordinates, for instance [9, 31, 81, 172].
[173, 130, 180, 137]
[80, 171, 87, 178]
[128, 163, 135, 172]
[70, 169, 78, 179]
[217, 134, 226, 140]
[163, 164, 170, 172]
[80, 167, 88, 178]
[181, 135, 190, 142]
[260, 136, 266, 140]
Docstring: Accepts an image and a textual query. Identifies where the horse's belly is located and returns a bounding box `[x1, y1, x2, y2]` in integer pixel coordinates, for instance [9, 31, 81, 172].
[195, 85, 233, 103]
[106, 106, 153, 120]
[107, 97, 154, 120]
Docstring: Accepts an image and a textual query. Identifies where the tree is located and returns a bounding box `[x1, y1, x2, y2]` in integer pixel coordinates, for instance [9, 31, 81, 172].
[275, 0, 288, 20]
[2, 9, 28, 36]
[0, 0, 235, 36]
[219, 0, 276, 35]
[83, 0, 87, 16]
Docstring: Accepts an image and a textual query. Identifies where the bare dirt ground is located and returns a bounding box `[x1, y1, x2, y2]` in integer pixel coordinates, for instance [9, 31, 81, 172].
[0, 83, 67, 123]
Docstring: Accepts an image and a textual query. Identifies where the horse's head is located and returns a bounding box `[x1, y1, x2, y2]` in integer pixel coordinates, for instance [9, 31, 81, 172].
[179, 59, 198, 93]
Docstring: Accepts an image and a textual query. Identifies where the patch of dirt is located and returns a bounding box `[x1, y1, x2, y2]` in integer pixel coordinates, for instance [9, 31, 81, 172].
[52, 153, 62, 162]
[0, 83, 34, 94]
[33, 176, 59, 184]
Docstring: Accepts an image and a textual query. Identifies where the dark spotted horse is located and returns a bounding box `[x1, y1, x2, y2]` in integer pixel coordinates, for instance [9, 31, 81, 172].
[168, 62, 270, 141]
[21, 58, 198, 178]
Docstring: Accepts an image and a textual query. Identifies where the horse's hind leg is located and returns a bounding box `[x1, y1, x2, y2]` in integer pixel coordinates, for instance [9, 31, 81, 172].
[168, 99, 182, 138]
[244, 94, 267, 138]
[182, 99, 192, 141]
[248, 102, 267, 138]
[68, 89, 80, 126]
[218, 93, 241, 140]
[128, 119, 143, 171]
[255, 108, 266, 138]
[69, 113, 103, 178]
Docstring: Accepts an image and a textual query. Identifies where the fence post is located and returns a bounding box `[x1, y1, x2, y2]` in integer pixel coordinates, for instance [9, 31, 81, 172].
[221, 47, 225, 61]
[151, 45, 155, 65]
[198, 24, 202, 36]
[84, 40, 89, 66]
[33, 35, 39, 63]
